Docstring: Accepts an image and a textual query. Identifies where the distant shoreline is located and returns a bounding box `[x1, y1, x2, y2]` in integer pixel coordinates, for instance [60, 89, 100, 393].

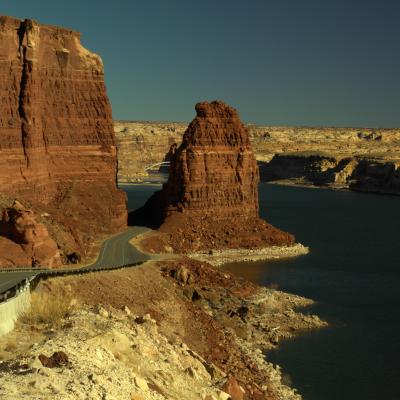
[188, 243, 310, 266]
[114, 119, 400, 131]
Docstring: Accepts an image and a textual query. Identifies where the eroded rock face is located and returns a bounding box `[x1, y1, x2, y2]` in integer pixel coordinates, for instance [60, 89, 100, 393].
[0, 201, 61, 268]
[0, 16, 126, 266]
[135, 101, 294, 252]
[114, 122, 400, 193]
[114, 121, 182, 182]
[259, 154, 400, 194]
[163, 101, 260, 220]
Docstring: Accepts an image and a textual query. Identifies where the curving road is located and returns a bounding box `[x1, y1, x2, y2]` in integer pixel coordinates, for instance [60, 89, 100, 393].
[81, 226, 151, 270]
[0, 226, 152, 296]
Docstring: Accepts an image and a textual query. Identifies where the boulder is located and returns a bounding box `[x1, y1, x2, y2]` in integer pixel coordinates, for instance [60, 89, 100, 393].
[38, 351, 69, 368]
[0, 202, 61, 268]
[222, 377, 246, 400]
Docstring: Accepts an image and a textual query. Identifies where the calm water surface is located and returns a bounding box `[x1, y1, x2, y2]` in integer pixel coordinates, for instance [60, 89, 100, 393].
[124, 182, 400, 400]
[223, 184, 400, 400]
[121, 183, 162, 212]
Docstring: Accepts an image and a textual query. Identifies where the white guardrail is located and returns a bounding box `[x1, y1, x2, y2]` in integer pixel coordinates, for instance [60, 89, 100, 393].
[0, 278, 33, 336]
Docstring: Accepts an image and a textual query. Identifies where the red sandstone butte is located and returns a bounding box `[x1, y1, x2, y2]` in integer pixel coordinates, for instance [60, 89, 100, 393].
[0, 16, 126, 267]
[134, 101, 294, 252]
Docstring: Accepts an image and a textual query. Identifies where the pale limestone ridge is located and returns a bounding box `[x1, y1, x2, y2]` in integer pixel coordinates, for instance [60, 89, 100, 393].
[114, 121, 400, 194]
[189, 243, 309, 266]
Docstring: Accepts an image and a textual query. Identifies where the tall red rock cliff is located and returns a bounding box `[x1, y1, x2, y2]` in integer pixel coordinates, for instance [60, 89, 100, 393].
[134, 101, 294, 252]
[0, 16, 126, 267]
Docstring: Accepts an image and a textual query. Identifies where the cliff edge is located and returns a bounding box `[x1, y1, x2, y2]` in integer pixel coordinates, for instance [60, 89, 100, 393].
[0, 16, 126, 267]
[132, 101, 294, 253]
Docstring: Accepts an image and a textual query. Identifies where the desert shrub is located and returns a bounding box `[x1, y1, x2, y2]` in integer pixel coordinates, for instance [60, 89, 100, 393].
[0, 337, 17, 360]
[20, 290, 74, 327]
[3, 338, 17, 352]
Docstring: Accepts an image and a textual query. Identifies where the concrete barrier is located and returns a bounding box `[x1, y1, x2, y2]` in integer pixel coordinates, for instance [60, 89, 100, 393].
[0, 282, 31, 337]
[0, 261, 145, 337]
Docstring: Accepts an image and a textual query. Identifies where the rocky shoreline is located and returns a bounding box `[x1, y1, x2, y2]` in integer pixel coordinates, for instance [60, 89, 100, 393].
[188, 244, 309, 266]
[130, 228, 309, 267]
[259, 154, 400, 196]
[0, 257, 326, 400]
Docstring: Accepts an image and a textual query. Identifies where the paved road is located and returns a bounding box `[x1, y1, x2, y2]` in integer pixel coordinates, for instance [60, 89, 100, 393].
[0, 226, 151, 296]
[81, 226, 151, 270]
[0, 271, 38, 296]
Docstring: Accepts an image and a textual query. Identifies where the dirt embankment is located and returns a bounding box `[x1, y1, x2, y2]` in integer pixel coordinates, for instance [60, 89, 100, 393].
[0, 259, 326, 400]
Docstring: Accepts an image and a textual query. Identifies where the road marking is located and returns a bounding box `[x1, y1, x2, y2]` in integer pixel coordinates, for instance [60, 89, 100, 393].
[97, 239, 109, 265]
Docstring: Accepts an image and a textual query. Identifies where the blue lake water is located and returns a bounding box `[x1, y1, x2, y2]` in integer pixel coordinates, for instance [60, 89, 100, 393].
[121, 184, 162, 212]
[124, 182, 400, 400]
[223, 184, 400, 400]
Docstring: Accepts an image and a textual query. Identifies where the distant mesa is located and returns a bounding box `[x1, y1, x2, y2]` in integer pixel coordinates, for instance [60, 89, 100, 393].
[0, 16, 126, 268]
[131, 100, 294, 253]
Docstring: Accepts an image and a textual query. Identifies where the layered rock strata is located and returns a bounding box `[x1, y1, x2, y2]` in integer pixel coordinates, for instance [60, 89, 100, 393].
[0, 16, 126, 267]
[114, 122, 400, 194]
[114, 121, 182, 182]
[133, 101, 294, 252]
[260, 154, 400, 194]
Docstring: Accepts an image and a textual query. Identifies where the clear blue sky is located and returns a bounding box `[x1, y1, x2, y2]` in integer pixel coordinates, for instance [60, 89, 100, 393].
[2, 0, 400, 127]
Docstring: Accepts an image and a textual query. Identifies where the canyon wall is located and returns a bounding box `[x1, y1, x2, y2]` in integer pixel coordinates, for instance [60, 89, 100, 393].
[115, 122, 400, 195]
[249, 126, 400, 162]
[253, 126, 400, 194]
[0, 16, 126, 267]
[133, 101, 294, 253]
[115, 121, 182, 182]
[260, 154, 400, 195]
